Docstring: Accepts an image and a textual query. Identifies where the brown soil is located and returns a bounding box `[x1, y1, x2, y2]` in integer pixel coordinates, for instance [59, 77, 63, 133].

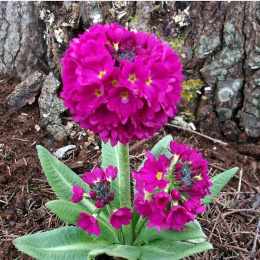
[0, 75, 259, 260]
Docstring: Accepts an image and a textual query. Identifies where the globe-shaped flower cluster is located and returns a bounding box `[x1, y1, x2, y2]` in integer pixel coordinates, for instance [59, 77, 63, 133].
[133, 141, 212, 231]
[61, 23, 184, 146]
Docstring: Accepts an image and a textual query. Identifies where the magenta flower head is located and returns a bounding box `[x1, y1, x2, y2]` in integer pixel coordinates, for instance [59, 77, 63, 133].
[110, 207, 133, 229]
[133, 141, 212, 232]
[81, 166, 117, 208]
[71, 185, 85, 203]
[61, 23, 184, 146]
[76, 212, 101, 236]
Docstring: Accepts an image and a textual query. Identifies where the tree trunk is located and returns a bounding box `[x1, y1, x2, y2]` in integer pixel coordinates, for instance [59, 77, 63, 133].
[0, 2, 47, 80]
[1, 1, 259, 142]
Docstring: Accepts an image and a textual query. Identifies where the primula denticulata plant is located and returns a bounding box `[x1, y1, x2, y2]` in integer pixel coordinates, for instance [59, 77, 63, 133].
[14, 23, 238, 260]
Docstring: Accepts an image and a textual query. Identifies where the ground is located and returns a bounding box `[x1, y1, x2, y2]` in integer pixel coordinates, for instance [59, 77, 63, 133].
[0, 75, 259, 260]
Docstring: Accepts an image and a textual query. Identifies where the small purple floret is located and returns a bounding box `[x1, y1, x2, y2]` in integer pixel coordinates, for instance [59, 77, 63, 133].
[76, 212, 101, 236]
[71, 186, 84, 203]
[110, 207, 133, 230]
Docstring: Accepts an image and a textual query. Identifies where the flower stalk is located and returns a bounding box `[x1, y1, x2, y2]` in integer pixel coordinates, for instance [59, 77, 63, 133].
[115, 142, 133, 245]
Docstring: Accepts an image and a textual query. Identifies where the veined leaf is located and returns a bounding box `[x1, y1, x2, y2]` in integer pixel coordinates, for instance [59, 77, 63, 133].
[140, 239, 213, 260]
[201, 167, 238, 205]
[36, 145, 89, 201]
[14, 226, 111, 260]
[37, 146, 110, 227]
[134, 220, 206, 246]
[46, 200, 119, 244]
[88, 244, 141, 260]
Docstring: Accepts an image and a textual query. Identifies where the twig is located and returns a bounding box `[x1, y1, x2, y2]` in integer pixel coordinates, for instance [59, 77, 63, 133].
[167, 123, 228, 146]
[214, 244, 249, 253]
[202, 215, 220, 259]
[12, 138, 30, 142]
[7, 166, 11, 176]
[3, 189, 16, 209]
[237, 168, 243, 199]
[213, 201, 247, 260]
[250, 218, 260, 259]
[224, 209, 260, 217]
[209, 163, 227, 172]
[234, 174, 252, 187]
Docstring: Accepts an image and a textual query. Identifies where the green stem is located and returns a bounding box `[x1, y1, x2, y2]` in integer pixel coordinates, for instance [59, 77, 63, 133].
[115, 142, 133, 245]
[133, 217, 147, 242]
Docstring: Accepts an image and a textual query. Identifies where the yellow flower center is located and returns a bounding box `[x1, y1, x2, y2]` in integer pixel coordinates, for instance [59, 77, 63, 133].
[172, 201, 179, 206]
[120, 92, 128, 99]
[173, 154, 179, 164]
[156, 172, 163, 180]
[144, 190, 153, 202]
[95, 89, 102, 97]
[98, 71, 106, 79]
[111, 79, 118, 86]
[113, 43, 119, 51]
[194, 175, 202, 181]
[146, 77, 152, 85]
[129, 74, 136, 82]
[92, 213, 98, 219]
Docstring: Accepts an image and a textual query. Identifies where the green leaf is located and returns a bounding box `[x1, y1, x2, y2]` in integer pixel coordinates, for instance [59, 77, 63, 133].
[140, 239, 213, 260]
[101, 141, 120, 209]
[201, 167, 238, 205]
[88, 244, 141, 260]
[134, 220, 206, 246]
[137, 135, 173, 171]
[14, 226, 111, 260]
[46, 200, 84, 225]
[37, 145, 110, 234]
[36, 145, 89, 202]
[46, 200, 120, 244]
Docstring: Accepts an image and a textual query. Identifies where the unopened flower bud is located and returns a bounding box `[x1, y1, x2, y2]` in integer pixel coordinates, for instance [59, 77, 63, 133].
[98, 196, 102, 200]
[89, 190, 96, 199]
[171, 189, 181, 200]
[175, 162, 182, 171]
[95, 201, 104, 208]
[104, 198, 109, 204]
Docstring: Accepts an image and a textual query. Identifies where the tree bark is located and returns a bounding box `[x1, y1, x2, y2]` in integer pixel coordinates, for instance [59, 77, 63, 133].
[0, 2, 47, 80]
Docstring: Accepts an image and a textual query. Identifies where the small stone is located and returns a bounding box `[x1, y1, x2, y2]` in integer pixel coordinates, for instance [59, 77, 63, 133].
[94, 145, 100, 150]
[9, 221, 16, 227]
[70, 131, 77, 137]
[54, 145, 77, 160]
[35, 124, 41, 132]
[6, 71, 44, 111]
[66, 122, 74, 130]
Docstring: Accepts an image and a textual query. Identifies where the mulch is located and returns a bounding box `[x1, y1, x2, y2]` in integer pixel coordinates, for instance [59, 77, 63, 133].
[0, 74, 259, 260]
